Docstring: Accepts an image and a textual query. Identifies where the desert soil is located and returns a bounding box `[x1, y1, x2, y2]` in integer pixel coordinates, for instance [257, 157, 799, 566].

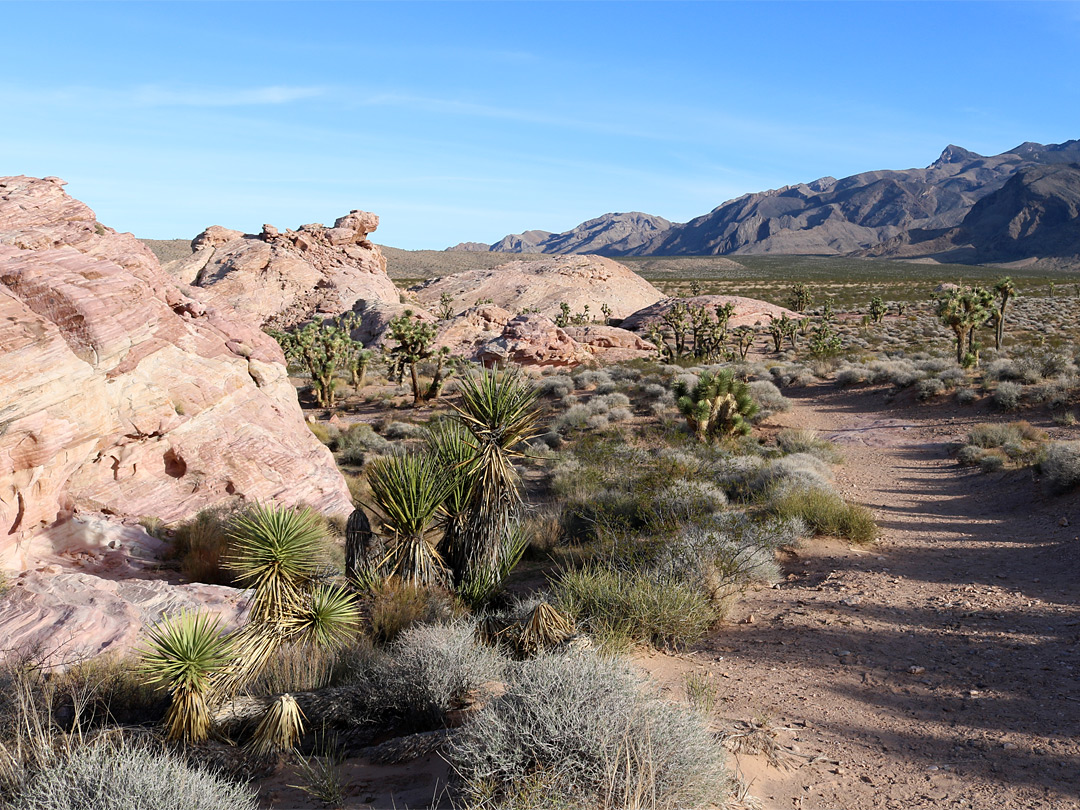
[639, 383, 1080, 810]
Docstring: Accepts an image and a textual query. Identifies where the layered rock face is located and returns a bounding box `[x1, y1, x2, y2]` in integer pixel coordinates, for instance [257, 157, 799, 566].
[0, 176, 352, 571]
[410, 254, 665, 322]
[620, 295, 802, 332]
[169, 211, 399, 329]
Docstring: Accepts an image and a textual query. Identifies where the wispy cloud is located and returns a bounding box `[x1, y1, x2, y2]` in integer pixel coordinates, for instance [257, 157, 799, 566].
[129, 84, 326, 107]
[0, 83, 325, 109]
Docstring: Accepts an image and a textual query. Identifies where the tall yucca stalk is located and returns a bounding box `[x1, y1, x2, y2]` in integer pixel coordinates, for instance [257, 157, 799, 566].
[225, 503, 327, 622]
[453, 367, 541, 588]
[139, 611, 233, 743]
[426, 419, 477, 583]
[367, 453, 452, 587]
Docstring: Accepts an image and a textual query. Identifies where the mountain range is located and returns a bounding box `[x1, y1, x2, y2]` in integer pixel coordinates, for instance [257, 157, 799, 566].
[447, 140, 1080, 265]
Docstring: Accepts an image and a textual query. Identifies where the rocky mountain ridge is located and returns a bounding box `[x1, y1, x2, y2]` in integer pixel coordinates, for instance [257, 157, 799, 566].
[451, 140, 1080, 263]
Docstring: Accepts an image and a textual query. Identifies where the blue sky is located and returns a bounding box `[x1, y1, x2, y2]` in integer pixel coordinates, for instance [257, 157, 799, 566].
[2, 1, 1077, 249]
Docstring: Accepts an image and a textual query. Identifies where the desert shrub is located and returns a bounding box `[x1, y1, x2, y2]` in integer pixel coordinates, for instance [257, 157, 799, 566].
[642, 382, 668, 399]
[711, 454, 768, 501]
[573, 370, 612, 390]
[650, 479, 728, 527]
[993, 381, 1023, 411]
[918, 378, 946, 400]
[956, 444, 986, 467]
[968, 422, 1028, 448]
[937, 367, 967, 388]
[606, 406, 633, 423]
[367, 580, 459, 644]
[589, 392, 631, 412]
[957, 388, 978, 405]
[50, 655, 164, 729]
[748, 380, 790, 416]
[552, 566, 717, 649]
[171, 506, 236, 585]
[776, 428, 840, 463]
[335, 422, 392, 465]
[8, 738, 258, 810]
[534, 375, 574, 398]
[868, 359, 921, 388]
[307, 422, 334, 446]
[772, 488, 877, 543]
[985, 358, 1021, 381]
[352, 621, 505, 729]
[447, 650, 731, 810]
[382, 421, 426, 440]
[1041, 441, 1080, 493]
[552, 404, 592, 434]
[749, 453, 834, 499]
[978, 452, 1006, 473]
[835, 365, 869, 387]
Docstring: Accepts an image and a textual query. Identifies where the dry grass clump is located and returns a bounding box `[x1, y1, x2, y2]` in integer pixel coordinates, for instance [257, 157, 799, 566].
[367, 580, 460, 644]
[447, 650, 732, 810]
[170, 506, 237, 585]
[6, 738, 258, 810]
[775, 428, 841, 463]
[552, 565, 718, 650]
[772, 488, 877, 544]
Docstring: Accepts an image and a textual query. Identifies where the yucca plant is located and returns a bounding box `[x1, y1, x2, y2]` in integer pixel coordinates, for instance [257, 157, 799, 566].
[425, 419, 478, 583]
[139, 611, 233, 742]
[225, 503, 328, 622]
[517, 602, 574, 658]
[453, 367, 542, 589]
[456, 521, 529, 609]
[249, 693, 305, 758]
[673, 369, 757, 442]
[367, 453, 452, 586]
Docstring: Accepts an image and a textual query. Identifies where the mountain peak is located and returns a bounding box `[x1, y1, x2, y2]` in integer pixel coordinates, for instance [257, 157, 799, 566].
[936, 144, 980, 164]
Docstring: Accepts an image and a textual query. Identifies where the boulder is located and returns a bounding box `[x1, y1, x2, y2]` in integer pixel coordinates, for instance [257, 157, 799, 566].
[478, 314, 593, 368]
[178, 210, 399, 329]
[433, 305, 513, 357]
[410, 254, 664, 321]
[562, 325, 658, 363]
[620, 295, 802, 332]
[0, 175, 352, 572]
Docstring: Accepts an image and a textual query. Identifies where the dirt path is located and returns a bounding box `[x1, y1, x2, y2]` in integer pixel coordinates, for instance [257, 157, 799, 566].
[640, 384, 1080, 810]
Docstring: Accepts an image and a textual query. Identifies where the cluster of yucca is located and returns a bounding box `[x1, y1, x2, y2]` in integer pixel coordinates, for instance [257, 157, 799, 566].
[140, 504, 359, 745]
[360, 366, 541, 606]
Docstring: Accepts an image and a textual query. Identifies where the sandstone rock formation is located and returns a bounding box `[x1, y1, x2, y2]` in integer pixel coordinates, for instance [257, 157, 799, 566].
[620, 295, 802, 332]
[0, 520, 250, 663]
[410, 254, 664, 322]
[169, 212, 399, 329]
[477, 314, 593, 368]
[561, 325, 657, 363]
[0, 175, 352, 572]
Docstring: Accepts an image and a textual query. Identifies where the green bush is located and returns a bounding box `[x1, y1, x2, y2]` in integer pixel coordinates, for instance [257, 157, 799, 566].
[9, 739, 258, 810]
[772, 488, 877, 543]
[552, 566, 717, 649]
[170, 506, 236, 585]
[447, 650, 731, 810]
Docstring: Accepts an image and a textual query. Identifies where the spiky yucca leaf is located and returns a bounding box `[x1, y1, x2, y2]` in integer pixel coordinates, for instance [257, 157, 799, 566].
[226, 503, 327, 622]
[673, 370, 757, 442]
[517, 602, 574, 657]
[456, 521, 530, 609]
[453, 366, 542, 462]
[367, 453, 451, 586]
[285, 584, 361, 651]
[250, 694, 305, 758]
[138, 611, 233, 742]
[426, 419, 478, 579]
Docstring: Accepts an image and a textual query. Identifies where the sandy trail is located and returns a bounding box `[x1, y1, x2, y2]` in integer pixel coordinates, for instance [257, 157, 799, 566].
[641, 383, 1080, 810]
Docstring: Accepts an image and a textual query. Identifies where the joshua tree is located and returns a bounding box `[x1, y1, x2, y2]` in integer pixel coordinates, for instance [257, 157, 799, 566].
[387, 310, 438, 406]
[271, 314, 362, 408]
[808, 318, 842, 359]
[672, 370, 757, 442]
[993, 277, 1016, 350]
[732, 325, 756, 361]
[661, 302, 691, 358]
[936, 287, 993, 365]
[868, 297, 886, 324]
[788, 283, 813, 313]
[437, 293, 456, 321]
[767, 313, 796, 352]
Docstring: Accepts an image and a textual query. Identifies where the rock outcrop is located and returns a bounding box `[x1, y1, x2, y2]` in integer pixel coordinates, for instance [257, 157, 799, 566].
[621, 295, 802, 332]
[477, 314, 593, 368]
[561, 325, 657, 363]
[411, 255, 664, 322]
[170, 212, 399, 329]
[0, 175, 352, 572]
